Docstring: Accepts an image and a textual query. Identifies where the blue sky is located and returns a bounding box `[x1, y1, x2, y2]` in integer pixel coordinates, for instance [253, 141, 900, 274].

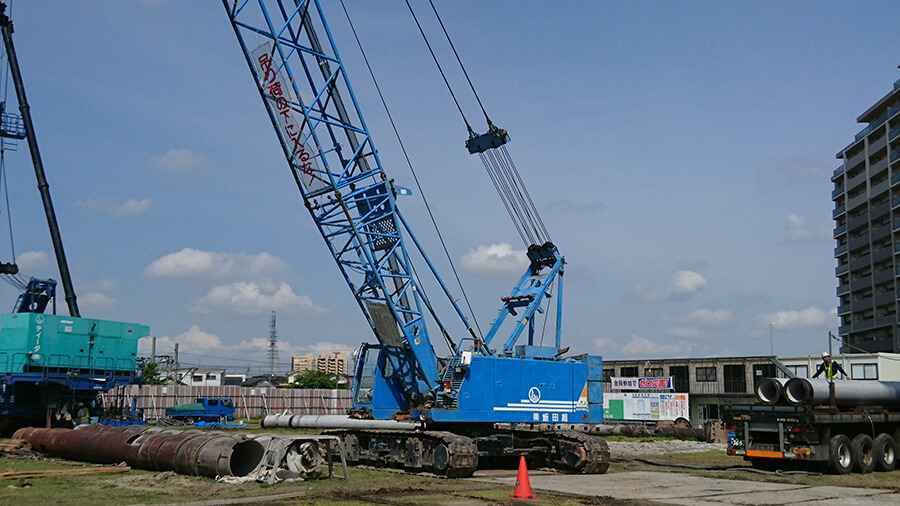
[0, 1, 897, 374]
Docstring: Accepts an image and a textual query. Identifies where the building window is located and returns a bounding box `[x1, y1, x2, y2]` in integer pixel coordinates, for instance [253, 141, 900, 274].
[723, 364, 746, 393]
[206, 373, 217, 381]
[669, 365, 689, 393]
[850, 363, 878, 380]
[644, 367, 663, 377]
[785, 365, 808, 378]
[699, 403, 720, 420]
[192, 374, 204, 382]
[620, 366, 639, 377]
[696, 366, 716, 382]
[602, 369, 613, 382]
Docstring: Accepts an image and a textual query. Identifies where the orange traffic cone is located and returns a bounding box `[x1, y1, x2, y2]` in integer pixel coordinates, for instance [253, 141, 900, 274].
[510, 455, 536, 499]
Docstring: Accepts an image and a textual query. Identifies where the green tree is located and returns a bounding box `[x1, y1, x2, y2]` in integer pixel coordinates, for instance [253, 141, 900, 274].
[141, 362, 167, 385]
[290, 370, 342, 389]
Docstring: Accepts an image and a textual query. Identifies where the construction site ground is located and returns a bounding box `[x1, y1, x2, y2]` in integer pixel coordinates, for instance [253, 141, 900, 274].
[2, 434, 900, 505]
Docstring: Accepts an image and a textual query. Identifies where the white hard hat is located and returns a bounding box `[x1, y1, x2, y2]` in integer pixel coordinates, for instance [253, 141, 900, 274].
[822, 351, 831, 358]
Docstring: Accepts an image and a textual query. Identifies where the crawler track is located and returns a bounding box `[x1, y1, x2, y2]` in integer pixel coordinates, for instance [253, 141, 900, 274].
[329, 428, 609, 477]
[329, 429, 479, 478]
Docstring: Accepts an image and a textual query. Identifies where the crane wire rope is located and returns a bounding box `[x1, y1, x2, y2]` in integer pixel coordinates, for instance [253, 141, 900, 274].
[403, 0, 472, 134]
[338, 0, 484, 341]
[0, 0, 27, 292]
[412, 0, 551, 247]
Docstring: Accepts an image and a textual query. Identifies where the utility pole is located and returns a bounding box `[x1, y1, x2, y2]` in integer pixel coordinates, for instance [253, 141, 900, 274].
[267, 311, 278, 376]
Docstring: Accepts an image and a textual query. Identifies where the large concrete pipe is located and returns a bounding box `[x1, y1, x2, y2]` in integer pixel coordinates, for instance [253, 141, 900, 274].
[784, 378, 900, 407]
[14, 425, 265, 478]
[755, 377, 789, 405]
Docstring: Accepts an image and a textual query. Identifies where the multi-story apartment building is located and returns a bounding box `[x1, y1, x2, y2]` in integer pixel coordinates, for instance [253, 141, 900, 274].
[290, 352, 348, 376]
[833, 75, 900, 353]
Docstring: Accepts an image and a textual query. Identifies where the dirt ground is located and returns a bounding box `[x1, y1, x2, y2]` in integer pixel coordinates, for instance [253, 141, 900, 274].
[2, 437, 900, 505]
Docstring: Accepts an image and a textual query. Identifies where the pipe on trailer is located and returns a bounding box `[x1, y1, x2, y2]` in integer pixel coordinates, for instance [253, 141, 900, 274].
[13, 425, 265, 478]
[755, 377, 788, 405]
[784, 378, 900, 407]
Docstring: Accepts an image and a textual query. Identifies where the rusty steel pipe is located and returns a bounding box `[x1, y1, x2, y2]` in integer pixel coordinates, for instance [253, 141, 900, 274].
[14, 425, 265, 478]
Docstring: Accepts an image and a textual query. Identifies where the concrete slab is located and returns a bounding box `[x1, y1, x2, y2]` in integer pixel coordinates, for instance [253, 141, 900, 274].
[470, 470, 900, 505]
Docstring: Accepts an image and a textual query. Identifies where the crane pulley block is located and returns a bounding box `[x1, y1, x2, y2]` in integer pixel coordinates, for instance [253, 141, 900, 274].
[465, 124, 509, 154]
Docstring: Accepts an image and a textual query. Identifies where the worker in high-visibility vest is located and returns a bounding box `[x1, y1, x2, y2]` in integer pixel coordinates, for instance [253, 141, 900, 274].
[812, 351, 851, 380]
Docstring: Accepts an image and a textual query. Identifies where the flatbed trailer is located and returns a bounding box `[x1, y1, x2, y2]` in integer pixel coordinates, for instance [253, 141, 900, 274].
[723, 403, 900, 474]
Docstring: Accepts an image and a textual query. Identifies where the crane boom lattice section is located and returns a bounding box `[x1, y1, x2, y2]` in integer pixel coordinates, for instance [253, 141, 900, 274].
[226, 0, 443, 397]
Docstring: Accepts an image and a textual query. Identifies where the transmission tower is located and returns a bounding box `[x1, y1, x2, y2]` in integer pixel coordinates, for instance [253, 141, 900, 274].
[267, 311, 278, 376]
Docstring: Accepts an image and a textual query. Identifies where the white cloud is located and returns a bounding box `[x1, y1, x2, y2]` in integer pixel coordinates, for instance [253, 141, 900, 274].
[16, 251, 49, 270]
[669, 308, 732, 340]
[669, 326, 702, 339]
[461, 243, 529, 277]
[785, 214, 819, 243]
[81, 278, 119, 292]
[114, 198, 153, 216]
[622, 335, 686, 358]
[149, 148, 209, 173]
[680, 308, 732, 326]
[760, 306, 836, 330]
[189, 280, 328, 317]
[79, 292, 118, 311]
[631, 270, 707, 302]
[593, 335, 690, 359]
[145, 248, 288, 279]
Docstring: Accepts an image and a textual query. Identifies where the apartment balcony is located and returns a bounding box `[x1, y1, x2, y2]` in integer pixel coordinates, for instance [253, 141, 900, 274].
[833, 164, 846, 180]
[833, 205, 847, 218]
[832, 185, 846, 199]
[891, 127, 900, 141]
[837, 303, 852, 315]
[871, 223, 891, 242]
[836, 283, 850, 296]
[892, 150, 900, 164]
[833, 224, 848, 238]
[835, 243, 849, 256]
[836, 263, 849, 276]
[839, 324, 852, 334]
[892, 170, 900, 186]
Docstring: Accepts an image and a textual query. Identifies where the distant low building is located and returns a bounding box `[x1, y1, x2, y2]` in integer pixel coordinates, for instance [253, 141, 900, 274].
[241, 374, 287, 388]
[175, 368, 225, 387]
[223, 373, 247, 386]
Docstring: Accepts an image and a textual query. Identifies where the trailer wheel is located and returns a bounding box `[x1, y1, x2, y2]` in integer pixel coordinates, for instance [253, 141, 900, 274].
[185, 416, 196, 425]
[873, 433, 897, 472]
[827, 434, 852, 474]
[850, 434, 875, 474]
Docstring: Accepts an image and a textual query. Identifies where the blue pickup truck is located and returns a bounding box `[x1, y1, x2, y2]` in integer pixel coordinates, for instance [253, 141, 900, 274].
[165, 398, 235, 424]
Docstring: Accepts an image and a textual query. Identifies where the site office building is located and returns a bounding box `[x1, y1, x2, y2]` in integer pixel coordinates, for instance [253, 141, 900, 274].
[833, 75, 900, 354]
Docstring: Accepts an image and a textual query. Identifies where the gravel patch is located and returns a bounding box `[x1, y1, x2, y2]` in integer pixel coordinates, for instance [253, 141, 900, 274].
[607, 440, 726, 458]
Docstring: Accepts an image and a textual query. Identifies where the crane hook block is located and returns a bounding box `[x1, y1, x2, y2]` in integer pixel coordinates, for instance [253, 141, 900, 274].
[465, 124, 509, 154]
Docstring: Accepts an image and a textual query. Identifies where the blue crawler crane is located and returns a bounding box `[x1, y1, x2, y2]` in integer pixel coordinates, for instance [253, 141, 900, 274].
[224, 0, 608, 476]
[0, 3, 149, 434]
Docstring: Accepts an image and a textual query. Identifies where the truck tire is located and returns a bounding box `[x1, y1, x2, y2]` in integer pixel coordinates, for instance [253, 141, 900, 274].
[873, 433, 897, 472]
[850, 434, 875, 474]
[827, 434, 852, 475]
[185, 416, 196, 425]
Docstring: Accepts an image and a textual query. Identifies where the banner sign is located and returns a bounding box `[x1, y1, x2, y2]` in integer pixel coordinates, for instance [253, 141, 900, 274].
[611, 377, 673, 390]
[252, 42, 325, 193]
[603, 392, 689, 422]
